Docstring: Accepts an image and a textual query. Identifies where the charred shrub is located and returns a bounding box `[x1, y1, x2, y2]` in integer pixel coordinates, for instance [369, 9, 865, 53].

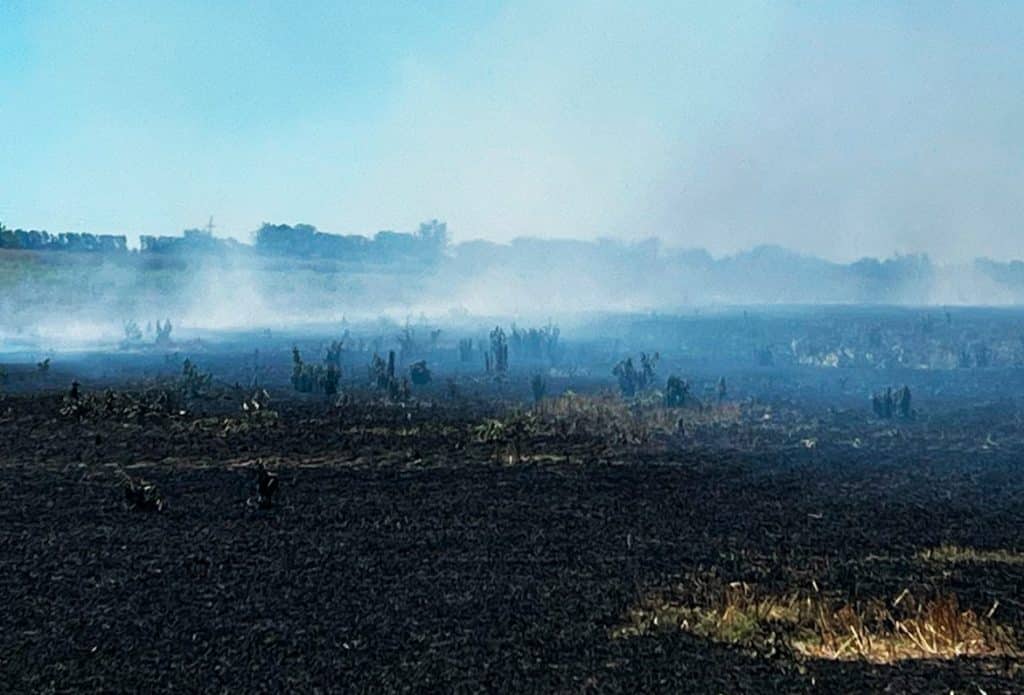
[458, 338, 474, 363]
[410, 360, 432, 385]
[531, 373, 547, 404]
[871, 385, 912, 419]
[181, 358, 213, 398]
[154, 319, 173, 346]
[613, 358, 639, 397]
[255, 465, 279, 510]
[325, 339, 346, 367]
[370, 350, 410, 401]
[371, 350, 397, 389]
[488, 326, 509, 376]
[241, 388, 275, 420]
[664, 376, 690, 407]
[896, 385, 912, 418]
[510, 323, 561, 364]
[123, 476, 165, 512]
[59, 380, 86, 419]
[398, 325, 417, 360]
[123, 319, 143, 345]
[291, 346, 341, 395]
[613, 352, 659, 397]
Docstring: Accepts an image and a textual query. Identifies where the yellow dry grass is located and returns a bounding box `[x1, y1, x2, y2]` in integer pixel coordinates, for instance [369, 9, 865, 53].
[918, 544, 1024, 566]
[613, 582, 1016, 663]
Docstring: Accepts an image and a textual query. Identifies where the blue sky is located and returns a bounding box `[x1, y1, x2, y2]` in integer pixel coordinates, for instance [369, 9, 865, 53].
[2, 1, 1023, 262]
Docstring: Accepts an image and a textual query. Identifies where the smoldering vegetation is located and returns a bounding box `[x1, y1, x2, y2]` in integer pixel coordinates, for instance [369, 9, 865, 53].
[5, 224, 1024, 692]
[7, 220, 1024, 349]
[2, 302, 1024, 691]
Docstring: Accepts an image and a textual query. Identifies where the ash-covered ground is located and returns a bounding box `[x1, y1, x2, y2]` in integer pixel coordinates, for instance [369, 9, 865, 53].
[2, 308, 1023, 692]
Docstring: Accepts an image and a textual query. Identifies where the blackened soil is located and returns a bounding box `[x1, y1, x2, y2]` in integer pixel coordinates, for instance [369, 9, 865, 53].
[1, 392, 1022, 693]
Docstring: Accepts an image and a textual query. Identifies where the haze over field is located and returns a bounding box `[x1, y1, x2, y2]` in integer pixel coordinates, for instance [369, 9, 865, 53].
[5, 220, 1024, 347]
[8, 6, 1024, 694]
[4, 1, 1024, 264]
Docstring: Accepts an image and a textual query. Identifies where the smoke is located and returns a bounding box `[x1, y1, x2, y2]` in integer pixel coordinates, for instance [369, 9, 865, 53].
[7, 234, 1024, 354]
[7, 3, 1024, 262]
[4, 2, 1024, 351]
[310, 1, 1024, 263]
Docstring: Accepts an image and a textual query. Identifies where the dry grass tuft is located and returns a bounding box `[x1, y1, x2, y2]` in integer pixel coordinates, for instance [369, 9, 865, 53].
[613, 583, 1017, 663]
[918, 544, 1024, 566]
[613, 582, 798, 644]
[540, 391, 742, 444]
[806, 591, 1010, 662]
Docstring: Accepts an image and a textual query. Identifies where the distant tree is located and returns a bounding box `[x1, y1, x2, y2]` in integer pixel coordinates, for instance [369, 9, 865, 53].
[415, 220, 449, 263]
[0, 222, 17, 249]
[255, 223, 318, 256]
[417, 219, 448, 247]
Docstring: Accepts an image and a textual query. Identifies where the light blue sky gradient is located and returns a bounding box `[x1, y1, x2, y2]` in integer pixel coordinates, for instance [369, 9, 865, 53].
[2, 1, 1023, 261]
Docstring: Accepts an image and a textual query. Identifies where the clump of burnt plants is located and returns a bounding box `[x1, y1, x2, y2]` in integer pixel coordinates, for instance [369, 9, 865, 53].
[458, 338, 474, 363]
[486, 326, 509, 377]
[241, 388, 275, 420]
[397, 324, 417, 361]
[613, 352, 659, 397]
[409, 360, 432, 386]
[325, 339, 346, 367]
[291, 346, 341, 395]
[370, 350, 411, 402]
[255, 464, 279, 510]
[871, 385, 912, 419]
[57, 381, 187, 423]
[510, 323, 561, 364]
[180, 358, 213, 398]
[396, 323, 442, 363]
[154, 319, 173, 346]
[121, 319, 143, 347]
[531, 373, 547, 405]
[58, 380, 85, 420]
[370, 351, 393, 390]
[664, 376, 690, 407]
[121, 474, 165, 512]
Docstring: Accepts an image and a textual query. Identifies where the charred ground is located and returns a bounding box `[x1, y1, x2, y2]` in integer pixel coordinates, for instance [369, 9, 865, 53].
[2, 309, 1024, 692]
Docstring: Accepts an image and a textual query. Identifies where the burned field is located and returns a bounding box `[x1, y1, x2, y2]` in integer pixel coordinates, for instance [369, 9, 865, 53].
[3, 310, 1024, 692]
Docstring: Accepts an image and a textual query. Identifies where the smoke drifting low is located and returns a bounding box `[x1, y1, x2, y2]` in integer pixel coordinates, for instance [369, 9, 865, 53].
[5, 228, 1024, 352]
